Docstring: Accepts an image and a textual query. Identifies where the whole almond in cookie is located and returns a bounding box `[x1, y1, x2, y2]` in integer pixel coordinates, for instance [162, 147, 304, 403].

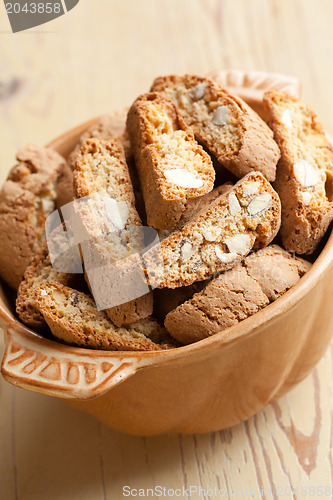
[127, 92, 215, 229]
[263, 90, 333, 254]
[151, 74, 280, 181]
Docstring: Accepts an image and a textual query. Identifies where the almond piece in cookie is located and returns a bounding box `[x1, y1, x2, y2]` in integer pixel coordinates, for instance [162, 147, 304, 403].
[143, 172, 281, 289]
[74, 137, 153, 327]
[127, 92, 215, 229]
[0, 144, 66, 289]
[263, 90, 333, 254]
[35, 283, 175, 351]
[150, 75, 280, 181]
[165, 245, 311, 344]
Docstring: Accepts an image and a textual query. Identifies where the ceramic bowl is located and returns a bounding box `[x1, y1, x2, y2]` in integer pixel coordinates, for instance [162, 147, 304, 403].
[1, 71, 332, 436]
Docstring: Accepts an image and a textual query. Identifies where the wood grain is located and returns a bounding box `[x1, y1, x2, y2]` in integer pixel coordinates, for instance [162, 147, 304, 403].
[0, 0, 333, 497]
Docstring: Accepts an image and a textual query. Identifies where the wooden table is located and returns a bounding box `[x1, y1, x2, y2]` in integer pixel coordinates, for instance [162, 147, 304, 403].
[0, 1, 333, 498]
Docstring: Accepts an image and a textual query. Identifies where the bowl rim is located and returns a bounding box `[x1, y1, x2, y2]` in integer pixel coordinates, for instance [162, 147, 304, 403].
[1, 116, 333, 367]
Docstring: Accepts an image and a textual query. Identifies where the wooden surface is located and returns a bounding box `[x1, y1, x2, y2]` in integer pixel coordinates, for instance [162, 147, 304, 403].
[0, 0, 333, 498]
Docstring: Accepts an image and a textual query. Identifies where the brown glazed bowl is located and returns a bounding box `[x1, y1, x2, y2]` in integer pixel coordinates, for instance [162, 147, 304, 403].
[1, 71, 333, 436]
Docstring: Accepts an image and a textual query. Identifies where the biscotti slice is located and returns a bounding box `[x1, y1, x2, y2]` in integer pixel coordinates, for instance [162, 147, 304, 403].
[0, 144, 65, 289]
[68, 109, 145, 221]
[127, 92, 215, 229]
[151, 75, 280, 181]
[144, 172, 281, 289]
[35, 283, 175, 351]
[263, 91, 333, 254]
[16, 237, 84, 331]
[165, 245, 311, 344]
[74, 137, 153, 326]
[68, 109, 130, 169]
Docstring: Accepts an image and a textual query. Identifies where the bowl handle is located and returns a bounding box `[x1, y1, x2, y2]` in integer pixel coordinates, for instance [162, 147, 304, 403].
[0, 319, 146, 400]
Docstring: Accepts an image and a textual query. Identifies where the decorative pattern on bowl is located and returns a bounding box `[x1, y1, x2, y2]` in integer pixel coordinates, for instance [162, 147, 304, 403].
[2, 323, 143, 399]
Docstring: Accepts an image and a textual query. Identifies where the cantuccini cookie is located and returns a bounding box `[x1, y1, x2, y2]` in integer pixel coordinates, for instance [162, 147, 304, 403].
[127, 92, 216, 229]
[263, 91, 333, 254]
[16, 241, 83, 331]
[74, 137, 153, 326]
[0, 144, 65, 289]
[144, 172, 281, 289]
[68, 109, 130, 169]
[151, 75, 280, 181]
[35, 283, 175, 351]
[67, 109, 146, 221]
[165, 245, 311, 344]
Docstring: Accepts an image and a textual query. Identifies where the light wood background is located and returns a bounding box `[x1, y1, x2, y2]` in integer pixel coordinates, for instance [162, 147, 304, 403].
[0, 0, 333, 498]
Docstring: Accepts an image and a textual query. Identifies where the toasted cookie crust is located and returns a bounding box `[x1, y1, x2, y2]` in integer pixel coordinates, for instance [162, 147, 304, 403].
[151, 74, 280, 181]
[165, 245, 311, 344]
[263, 90, 333, 254]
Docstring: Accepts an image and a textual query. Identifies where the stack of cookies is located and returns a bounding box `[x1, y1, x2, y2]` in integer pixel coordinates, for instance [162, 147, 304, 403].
[1, 74, 332, 350]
